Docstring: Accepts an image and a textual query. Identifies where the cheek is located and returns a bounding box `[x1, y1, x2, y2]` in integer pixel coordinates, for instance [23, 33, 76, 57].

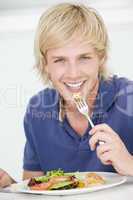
[88, 62, 100, 76]
[48, 67, 64, 82]
[83, 66, 99, 77]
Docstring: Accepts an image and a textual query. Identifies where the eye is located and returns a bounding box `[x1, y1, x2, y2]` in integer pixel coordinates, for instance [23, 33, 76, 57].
[80, 56, 91, 60]
[54, 58, 65, 63]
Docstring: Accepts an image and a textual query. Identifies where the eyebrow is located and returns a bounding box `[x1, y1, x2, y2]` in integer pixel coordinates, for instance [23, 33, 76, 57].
[51, 56, 66, 59]
[51, 52, 93, 59]
[78, 53, 93, 57]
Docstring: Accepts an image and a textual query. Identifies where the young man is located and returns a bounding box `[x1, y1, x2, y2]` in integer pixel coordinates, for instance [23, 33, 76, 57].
[1, 2, 133, 187]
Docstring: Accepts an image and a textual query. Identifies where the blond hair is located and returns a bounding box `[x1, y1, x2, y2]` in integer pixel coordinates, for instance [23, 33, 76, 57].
[34, 3, 110, 85]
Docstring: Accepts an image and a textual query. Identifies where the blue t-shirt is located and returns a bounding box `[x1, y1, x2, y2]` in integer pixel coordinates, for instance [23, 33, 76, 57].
[23, 76, 133, 173]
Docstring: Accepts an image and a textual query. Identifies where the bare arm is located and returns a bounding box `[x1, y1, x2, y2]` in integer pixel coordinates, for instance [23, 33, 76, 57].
[23, 170, 44, 180]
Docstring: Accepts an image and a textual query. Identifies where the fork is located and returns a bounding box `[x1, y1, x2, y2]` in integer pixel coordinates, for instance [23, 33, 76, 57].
[74, 97, 94, 128]
[74, 97, 104, 145]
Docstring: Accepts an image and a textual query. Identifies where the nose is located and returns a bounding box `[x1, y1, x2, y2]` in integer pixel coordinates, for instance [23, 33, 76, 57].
[66, 62, 80, 78]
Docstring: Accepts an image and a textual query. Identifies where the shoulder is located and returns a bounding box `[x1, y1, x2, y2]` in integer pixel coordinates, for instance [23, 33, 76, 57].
[113, 75, 133, 91]
[99, 75, 133, 112]
[102, 75, 133, 95]
[111, 76, 133, 117]
[30, 88, 59, 105]
[26, 88, 60, 114]
[111, 76, 133, 100]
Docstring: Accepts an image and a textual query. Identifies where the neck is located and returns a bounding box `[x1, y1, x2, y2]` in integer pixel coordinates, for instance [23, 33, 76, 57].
[87, 80, 99, 113]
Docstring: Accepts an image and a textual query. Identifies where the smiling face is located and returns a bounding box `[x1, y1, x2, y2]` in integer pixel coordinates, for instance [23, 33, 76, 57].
[45, 39, 103, 106]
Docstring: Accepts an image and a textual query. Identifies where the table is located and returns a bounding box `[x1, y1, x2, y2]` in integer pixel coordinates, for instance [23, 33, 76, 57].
[0, 177, 133, 200]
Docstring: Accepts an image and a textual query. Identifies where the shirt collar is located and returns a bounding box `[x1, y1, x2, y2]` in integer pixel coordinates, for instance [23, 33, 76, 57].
[59, 97, 65, 122]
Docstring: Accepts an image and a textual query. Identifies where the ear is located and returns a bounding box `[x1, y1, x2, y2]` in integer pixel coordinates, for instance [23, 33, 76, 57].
[45, 65, 48, 73]
[99, 54, 107, 66]
[42, 52, 49, 73]
[45, 64, 52, 82]
[98, 54, 107, 77]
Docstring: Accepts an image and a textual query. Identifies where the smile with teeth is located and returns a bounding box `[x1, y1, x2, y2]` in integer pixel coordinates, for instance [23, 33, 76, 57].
[65, 81, 85, 88]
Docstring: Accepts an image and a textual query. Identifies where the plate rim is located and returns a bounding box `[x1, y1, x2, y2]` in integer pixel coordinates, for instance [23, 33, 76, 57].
[10, 171, 127, 196]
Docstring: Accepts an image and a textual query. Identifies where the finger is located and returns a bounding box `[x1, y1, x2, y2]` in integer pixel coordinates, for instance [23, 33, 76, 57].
[0, 174, 12, 188]
[96, 143, 112, 158]
[99, 151, 112, 165]
[90, 123, 115, 135]
[89, 131, 112, 150]
[0, 176, 7, 188]
[0, 171, 5, 179]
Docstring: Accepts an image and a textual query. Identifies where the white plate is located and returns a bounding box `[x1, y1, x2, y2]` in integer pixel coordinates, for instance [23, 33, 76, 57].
[10, 172, 127, 196]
